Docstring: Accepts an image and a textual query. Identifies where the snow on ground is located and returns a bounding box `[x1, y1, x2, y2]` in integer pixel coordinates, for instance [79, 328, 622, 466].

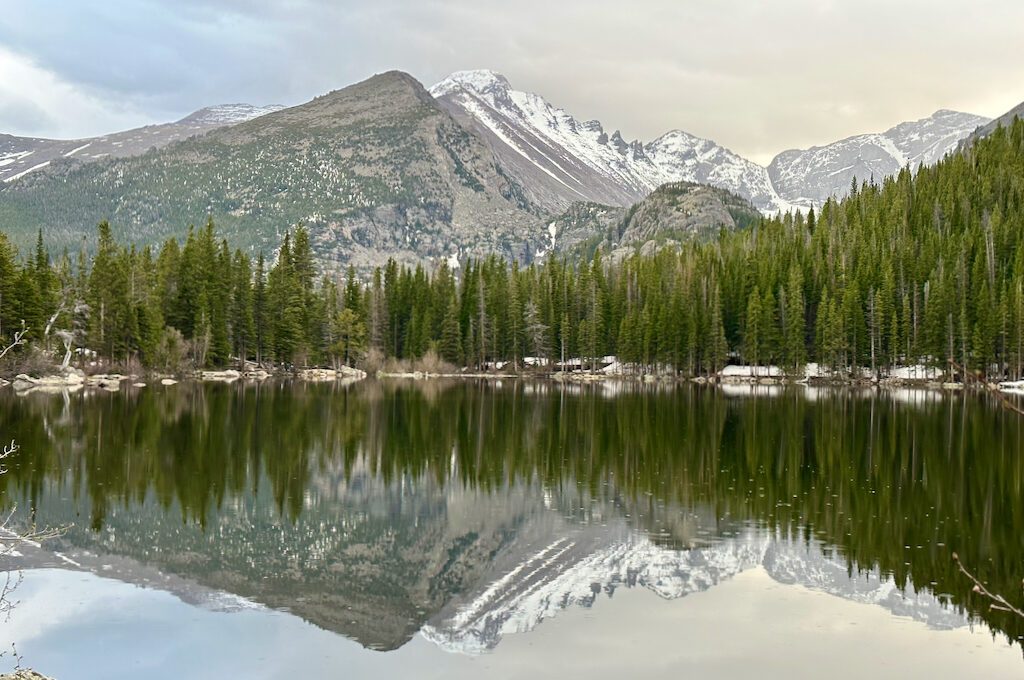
[888, 365, 942, 380]
[720, 365, 783, 378]
[64, 142, 92, 157]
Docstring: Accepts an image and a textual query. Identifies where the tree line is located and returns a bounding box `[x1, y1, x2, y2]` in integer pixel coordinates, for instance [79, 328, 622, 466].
[2, 117, 1024, 379]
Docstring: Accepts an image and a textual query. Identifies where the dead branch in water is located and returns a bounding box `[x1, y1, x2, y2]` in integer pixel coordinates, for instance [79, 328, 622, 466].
[952, 552, 1024, 619]
[949, 359, 1024, 417]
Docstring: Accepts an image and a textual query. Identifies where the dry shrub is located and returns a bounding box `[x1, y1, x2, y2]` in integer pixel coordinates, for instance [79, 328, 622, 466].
[150, 328, 189, 375]
[382, 356, 412, 374]
[414, 349, 455, 375]
[360, 347, 386, 374]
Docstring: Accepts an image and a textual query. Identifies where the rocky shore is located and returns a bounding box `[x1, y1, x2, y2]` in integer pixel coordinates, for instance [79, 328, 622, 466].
[2, 365, 368, 395]
[2, 361, 1020, 395]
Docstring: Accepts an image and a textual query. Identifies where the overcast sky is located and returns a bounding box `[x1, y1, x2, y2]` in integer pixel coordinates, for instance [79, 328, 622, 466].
[2, 0, 1022, 164]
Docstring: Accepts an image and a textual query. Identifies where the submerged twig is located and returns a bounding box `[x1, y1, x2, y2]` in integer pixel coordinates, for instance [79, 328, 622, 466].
[952, 552, 1024, 619]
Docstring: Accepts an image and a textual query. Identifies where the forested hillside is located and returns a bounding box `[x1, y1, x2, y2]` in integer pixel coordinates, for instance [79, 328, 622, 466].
[2, 117, 1024, 380]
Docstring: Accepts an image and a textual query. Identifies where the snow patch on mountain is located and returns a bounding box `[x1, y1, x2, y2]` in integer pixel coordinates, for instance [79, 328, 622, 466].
[177, 103, 285, 127]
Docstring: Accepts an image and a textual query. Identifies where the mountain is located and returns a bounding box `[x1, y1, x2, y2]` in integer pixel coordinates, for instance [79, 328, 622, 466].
[0, 71, 549, 271]
[769, 109, 990, 207]
[430, 70, 988, 216]
[0, 103, 282, 184]
[546, 181, 761, 261]
[430, 70, 791, 215]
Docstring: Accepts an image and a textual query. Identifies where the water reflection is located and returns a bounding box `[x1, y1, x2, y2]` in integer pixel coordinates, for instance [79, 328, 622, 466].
[1, 380, 1022, 652]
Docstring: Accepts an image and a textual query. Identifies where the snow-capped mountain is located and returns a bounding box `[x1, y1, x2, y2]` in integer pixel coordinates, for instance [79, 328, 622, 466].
[431, 70, 988, 214]
[768, 109, 991, 207]
[430, 70, 793, 215]
[0, 102, 282, 183]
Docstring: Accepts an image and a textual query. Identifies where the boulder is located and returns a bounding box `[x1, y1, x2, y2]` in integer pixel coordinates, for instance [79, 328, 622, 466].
[12, 372, 86, 391]
[299, 366, 367, 382]
[198, 369, 241, 382]
[86, 374, 126, 390]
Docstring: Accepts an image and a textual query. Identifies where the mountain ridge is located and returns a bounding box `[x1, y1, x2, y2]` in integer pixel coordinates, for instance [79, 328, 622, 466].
[431, 69, 989, 213]
[430, 69, 792, 215]
[0, 102, 283, 184]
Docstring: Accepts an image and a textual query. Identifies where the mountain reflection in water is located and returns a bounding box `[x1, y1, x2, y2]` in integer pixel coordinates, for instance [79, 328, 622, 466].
[1, 380, 1022, 654]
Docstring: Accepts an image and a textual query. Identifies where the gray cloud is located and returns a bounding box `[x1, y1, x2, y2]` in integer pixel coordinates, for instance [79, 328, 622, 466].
[1, 0, 1022, 162]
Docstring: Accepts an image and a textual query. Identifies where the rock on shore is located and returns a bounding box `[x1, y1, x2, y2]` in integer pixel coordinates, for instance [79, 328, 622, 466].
[1, 670, 55, 680]
[298, 366, 367, 382]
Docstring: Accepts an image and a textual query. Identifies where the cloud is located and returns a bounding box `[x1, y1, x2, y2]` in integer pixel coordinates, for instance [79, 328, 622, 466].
[0, 47, 152, 138]
[0, 0, 1023, 160]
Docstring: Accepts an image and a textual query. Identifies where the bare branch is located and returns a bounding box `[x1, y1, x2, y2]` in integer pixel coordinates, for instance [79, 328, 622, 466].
[0, 324, 29, 363]
[0, 440, 17, 475]
[952, 552, 1024, 619]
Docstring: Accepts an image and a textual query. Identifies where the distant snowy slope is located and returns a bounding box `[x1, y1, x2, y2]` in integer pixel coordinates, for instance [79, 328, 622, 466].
[768, 109, 990, 207]
[176, 104, 286, 126]
[0, 102, 283, 183]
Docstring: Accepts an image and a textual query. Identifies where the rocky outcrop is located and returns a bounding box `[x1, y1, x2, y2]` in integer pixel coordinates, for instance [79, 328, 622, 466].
[551, 182, 760, 261]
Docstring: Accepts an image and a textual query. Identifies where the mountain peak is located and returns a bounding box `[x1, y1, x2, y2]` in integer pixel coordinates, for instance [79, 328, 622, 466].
[429, 70, 512, 98]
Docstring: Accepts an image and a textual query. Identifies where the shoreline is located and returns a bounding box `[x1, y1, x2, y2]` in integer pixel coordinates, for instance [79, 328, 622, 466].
[3, 364, 1021, 396]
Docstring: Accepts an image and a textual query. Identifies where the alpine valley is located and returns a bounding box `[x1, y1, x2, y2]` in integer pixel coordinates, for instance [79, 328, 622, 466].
[0, 69, 992, 270]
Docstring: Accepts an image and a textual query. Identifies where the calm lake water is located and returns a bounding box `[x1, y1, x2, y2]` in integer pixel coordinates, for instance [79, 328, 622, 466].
[1, 380, 1022, 679]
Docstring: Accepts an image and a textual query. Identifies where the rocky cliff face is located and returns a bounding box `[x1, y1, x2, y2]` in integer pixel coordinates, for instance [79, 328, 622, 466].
[548, 181, 761, 261]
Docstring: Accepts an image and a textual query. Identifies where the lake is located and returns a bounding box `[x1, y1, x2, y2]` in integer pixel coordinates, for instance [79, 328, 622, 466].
[1, 380, 1022, 679]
